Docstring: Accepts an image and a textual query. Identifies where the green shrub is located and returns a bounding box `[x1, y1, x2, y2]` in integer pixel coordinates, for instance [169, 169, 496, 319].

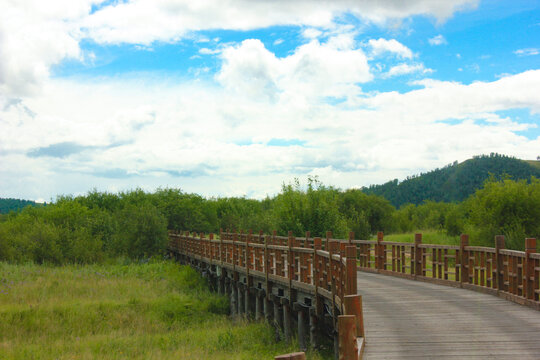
[465, 177, 540, 249]
[114, 202, 168, 258]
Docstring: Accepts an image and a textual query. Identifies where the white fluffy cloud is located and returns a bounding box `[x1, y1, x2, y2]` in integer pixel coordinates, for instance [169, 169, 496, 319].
[217, 36, 372, 101]
[514, 48, 539, 56]
[369, 38, 414, 59]
[0, 0, 102, 96]
[429, 34, 447, 45]
[82, 0, 478, 44]
[383, 63, 434, 78]
[0, 0, 477, 98]
[3, 0, 539, 202]
[2, 63, 539, 200]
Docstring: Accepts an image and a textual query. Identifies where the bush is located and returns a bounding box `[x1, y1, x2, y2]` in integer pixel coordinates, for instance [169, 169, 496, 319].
[465, 177, 540, 249]
[114, 202, 168, 258]
[271, 177, 349, 238]
[339, 189, 395, 237]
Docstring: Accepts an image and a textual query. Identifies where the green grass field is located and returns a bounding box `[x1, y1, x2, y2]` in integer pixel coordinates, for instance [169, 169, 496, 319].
[0, 260, 326, 359]
[376, 230, 460, 246]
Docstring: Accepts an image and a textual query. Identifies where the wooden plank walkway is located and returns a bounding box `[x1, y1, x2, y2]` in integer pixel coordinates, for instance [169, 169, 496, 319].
[358, 271, 540, 359]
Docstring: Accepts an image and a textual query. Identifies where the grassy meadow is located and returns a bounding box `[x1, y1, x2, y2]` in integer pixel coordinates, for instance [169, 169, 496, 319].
[376, 230, 460, 246]
[0, 260, 327, 360]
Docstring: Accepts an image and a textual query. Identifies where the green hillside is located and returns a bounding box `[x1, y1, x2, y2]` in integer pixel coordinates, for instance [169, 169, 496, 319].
[525, 159, 540, 170]
[362, 153, 540, 208]
[0, 198, 41, 214]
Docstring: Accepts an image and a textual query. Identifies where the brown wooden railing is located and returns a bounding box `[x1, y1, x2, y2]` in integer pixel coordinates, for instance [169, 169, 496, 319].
[168, 230, 538, 359]
[169, 230, 359, 311]
[169, 230, 366, 358]
[352, 233, 539, 309]
[170, 231, 539, 310]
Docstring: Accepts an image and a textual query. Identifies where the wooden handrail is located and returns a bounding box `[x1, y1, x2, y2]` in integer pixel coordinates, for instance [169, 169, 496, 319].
[168, 230, 357, 308]
[169, 230, 539, 310]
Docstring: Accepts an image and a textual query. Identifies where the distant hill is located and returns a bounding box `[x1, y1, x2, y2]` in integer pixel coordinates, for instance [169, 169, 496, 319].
[0, 198, 41, 214]
[362, 154, 540, 208]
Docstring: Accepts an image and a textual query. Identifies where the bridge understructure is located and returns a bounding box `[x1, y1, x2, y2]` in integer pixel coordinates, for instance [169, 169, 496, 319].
[168, 230, 539, 359]
[169, 230, 365, 359]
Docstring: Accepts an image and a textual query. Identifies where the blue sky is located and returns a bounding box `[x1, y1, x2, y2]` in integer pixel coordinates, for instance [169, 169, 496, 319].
[0, 0, 539, 201]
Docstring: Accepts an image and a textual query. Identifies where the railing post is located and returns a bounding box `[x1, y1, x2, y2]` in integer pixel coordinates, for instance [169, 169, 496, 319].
[460, 234, 469, 285]
[265, 233, 270, 301]
[285, 231, 294, 341]
[495, 235, 505, 292]
[288, 231, 294, 289]
[232, 231, 237, 272]
[338, 315, 357, 360]
[326, 231, 332, 251]
[246, 230, 251, 274]
[209, 233, 214, 264]
[259, 230, 264, 271]
[343, 294, 364, 338]
[525, 238, 537, 300]
[345, 245, 357, 295]
[245, 232, 252, 318]
[200, 232, 204, 261]
[313, 236, 323, 341]
[414, 233, 422, 277]
[219, 228, 224, 264]
[377, 231, 384, 270]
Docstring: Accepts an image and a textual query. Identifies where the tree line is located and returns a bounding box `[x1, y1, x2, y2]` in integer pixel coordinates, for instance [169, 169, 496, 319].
[363, 153, 540, 207]
[1, 176, 539, 264]
[0, 198, 43, 214]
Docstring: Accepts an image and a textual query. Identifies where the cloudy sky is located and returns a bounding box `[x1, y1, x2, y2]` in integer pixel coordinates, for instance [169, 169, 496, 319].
[1, 0, 539, 202]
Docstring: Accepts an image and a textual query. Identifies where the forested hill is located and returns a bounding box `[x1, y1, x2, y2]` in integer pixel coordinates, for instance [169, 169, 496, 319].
[0, 198, 40, 214]
[362, 154, 540, 208]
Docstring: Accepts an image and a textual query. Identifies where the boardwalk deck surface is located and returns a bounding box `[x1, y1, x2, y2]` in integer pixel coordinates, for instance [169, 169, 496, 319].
[358, 271, 540, 359]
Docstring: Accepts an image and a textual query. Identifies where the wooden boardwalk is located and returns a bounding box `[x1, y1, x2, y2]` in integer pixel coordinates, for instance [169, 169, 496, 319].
[358, 271, 540, 359]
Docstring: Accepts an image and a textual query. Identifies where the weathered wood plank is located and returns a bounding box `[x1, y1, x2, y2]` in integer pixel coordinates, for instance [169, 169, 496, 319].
[359, 271, 540, 359]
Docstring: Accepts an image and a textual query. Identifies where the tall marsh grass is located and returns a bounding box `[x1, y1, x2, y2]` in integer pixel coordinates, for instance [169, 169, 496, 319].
[0, 261, 325, 359]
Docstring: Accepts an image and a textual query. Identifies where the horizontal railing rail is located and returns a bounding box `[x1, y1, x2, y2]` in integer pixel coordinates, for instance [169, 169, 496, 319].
[168, 230, 537, 360]
[349, 232, 538, 309]
[169, 230, 539, 310]
[168, 230, 359, 312]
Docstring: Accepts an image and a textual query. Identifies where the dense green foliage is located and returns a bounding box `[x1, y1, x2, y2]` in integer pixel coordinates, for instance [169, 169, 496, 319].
[363, 154, 540, 207]
[464, 177, 540, 249]
[0, 261, 325, 359]
[0, 198, 42, 214]
[1, 156, 539, 264]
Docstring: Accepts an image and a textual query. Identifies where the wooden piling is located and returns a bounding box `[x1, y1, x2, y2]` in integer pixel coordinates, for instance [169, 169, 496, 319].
[265, 295, 273, 323]
[294, 302, 308, 351]
[245, 285, 251, 318]
[283, 298, 292, 341]
[237, 282, 243, 315]
[231, 280, 237, 316]
[273, 295, 284, 339]
[255, 291, 262, 321]
[309, 307, 319, 350]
